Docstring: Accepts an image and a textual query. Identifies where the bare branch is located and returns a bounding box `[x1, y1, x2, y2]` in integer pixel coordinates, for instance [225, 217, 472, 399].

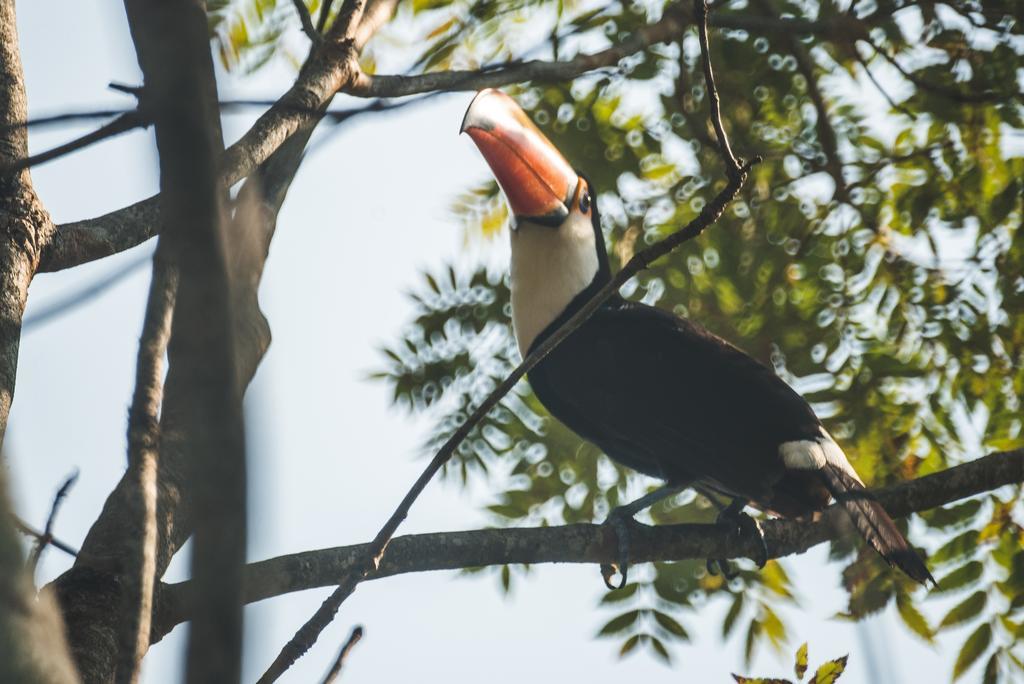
[115, 251, 177, 684]
[695, 0, 741, 177]
[291, 0, 321, 44]
[156, 450, 1024, 637]
[316, 0, 337, 33]
[26, 471, 78, 574]
[861, 35, 1006, 104]
[352, 0, 400, 48]
[0, 112, 147, 176]
[349, 9, 685, 98]
[11, 516, 78, 557]
[320, 626, 363, 684]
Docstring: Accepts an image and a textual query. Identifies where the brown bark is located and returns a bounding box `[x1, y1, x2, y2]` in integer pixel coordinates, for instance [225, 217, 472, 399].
[0, 1, 77, 677]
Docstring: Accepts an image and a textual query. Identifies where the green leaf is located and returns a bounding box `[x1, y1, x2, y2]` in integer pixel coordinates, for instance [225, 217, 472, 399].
[932, 561, 984, 596]
[953, 623, 992, 680]
[896, 593, 933, 641]
[810, 656, 848, 684]
[648, 635, 672, 664]
[744, 619, 762, 666]
[931, 530, 981, 566]
[920, 499, 983, 530]
[600, 582, 639, 603]
[795, 642, 809, 679]
[500, 564, 511, 593]
[723, 594, 745, 638]
[982, 650, 1000, 684]
[939, 591, 987, 630]
[732, 676, 793, 684]
[619, 634, 640, 657]
[653, 610, 690, 641]
[597, 610, 640, 637]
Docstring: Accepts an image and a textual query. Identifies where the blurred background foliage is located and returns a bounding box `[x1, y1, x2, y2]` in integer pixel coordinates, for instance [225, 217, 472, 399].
[213, 0, 1022, 680]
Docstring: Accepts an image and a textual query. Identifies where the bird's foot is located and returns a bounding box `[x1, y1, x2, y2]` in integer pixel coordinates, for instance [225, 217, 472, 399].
[599, 509, 638, 591]
[706, 498, 768, 579]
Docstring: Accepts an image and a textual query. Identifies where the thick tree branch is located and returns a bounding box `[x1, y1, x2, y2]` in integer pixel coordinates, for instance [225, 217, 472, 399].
[156, 450, 1023, 637]
[256, 7, 757, 679]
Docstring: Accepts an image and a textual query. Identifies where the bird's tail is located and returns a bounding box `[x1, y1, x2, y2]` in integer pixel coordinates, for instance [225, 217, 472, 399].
[819, 464, 935, 585]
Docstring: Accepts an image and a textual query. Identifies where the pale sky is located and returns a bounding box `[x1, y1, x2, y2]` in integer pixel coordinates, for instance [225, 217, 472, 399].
[8, 2, 964, 682]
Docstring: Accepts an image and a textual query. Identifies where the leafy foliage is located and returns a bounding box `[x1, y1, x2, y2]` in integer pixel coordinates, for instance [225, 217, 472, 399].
[218, 0, 1024, 678]
[733, 642, 848, 683]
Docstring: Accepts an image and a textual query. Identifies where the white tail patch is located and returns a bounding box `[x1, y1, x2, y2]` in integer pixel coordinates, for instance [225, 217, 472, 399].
[509, 210, 599, 354]
[779, 427, 864, 485]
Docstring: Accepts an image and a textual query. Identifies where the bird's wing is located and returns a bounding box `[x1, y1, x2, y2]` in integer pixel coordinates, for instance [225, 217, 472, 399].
[527, 300, 824, 502]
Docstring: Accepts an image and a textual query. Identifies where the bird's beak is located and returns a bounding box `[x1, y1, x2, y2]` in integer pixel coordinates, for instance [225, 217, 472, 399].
[461, 88, 577, 226]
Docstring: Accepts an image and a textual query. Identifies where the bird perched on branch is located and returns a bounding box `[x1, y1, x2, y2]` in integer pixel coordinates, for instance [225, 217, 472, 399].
[461, 87, 933, 588]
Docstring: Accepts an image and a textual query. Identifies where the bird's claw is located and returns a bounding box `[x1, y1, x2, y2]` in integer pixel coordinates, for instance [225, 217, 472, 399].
[706, 499, 769, 578]
[599, 511, 634, 590]
[706, 557, 740, 580]
[601, 562, 626, 590]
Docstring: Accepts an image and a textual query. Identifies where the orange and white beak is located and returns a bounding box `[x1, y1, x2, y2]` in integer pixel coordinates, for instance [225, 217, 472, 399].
[461, 89, 578, 226]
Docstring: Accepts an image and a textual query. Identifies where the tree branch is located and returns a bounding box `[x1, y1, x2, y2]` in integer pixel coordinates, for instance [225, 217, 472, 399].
[12, 515, 78, 557]
[39, 0, 385, 274]
[155, 449, 1024, 638]
[26, 471, 78, 575]
[291, 0, 321, 44]
[320, 626, 363, 684]
[0, 111, 147, 176]
[348, 8, 686, 98]
[115, 250, 176, 684]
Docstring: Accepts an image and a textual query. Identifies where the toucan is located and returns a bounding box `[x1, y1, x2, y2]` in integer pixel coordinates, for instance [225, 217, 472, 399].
[460, 88, 933, 587]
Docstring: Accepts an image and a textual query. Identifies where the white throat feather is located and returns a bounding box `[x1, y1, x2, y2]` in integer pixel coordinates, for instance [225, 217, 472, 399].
[509, 211, 599, 355]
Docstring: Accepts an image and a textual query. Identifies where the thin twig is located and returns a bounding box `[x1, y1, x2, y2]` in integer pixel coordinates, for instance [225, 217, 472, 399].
[115, 250, 177, 684]
[320, 626, 364, 684]
[12, 515, 78, 556]
[694, 0, 740, 177]
[316, 0, 337, 33]
[852, 49, 916, 119]
[255, 5, 757, 681]
[1, 112, 147, 175]
[27, 471, 78, 573]
[861, 35, 1004, 104]
[291, 0, 322, 43]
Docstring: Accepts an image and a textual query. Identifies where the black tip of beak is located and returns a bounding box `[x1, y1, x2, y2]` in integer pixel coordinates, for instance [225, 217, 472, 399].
[460, 89, 497, 135]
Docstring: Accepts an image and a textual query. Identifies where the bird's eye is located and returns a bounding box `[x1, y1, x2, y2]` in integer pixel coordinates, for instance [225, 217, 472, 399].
[579, 192, 591, 213]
